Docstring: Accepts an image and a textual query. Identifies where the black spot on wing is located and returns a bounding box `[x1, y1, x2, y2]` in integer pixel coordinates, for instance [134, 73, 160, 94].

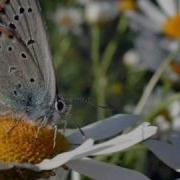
[27, 39, 35, 45]
[21, 52, 27, 59]
[14, 15, 19, 21]
[9, 23, 16, 30]
[19, 7, 24, 14]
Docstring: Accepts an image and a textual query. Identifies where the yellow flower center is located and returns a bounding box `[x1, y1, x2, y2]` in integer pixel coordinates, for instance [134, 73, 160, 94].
[118, 0, 136, 12]
[163, 15, 180, 39]
[0, 113, 70, 164]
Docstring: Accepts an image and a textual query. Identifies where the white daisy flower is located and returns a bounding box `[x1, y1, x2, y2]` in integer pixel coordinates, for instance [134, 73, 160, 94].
[55, 7, 83, 34]
[145, 133, 180, 173]
[0, 113, 157, 179]
[126, 0, 180, 52]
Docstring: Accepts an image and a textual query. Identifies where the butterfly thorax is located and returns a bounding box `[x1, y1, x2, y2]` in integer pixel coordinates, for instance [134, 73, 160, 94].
[7, 88, 55, 123]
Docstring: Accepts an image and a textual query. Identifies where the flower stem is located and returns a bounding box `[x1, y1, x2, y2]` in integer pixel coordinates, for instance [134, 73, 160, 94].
[91, 18, 128, 120]
[95, 72, 107, 120]
[102, 17, 127, 73]
[91, 26, 106, 120]
[91, 26, 100, 72]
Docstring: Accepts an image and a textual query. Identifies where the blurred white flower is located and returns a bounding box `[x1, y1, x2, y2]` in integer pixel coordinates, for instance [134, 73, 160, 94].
[84, 1, 119, 24]
[133, 32, 169, 71]
[124, 0, 180, 79]
[145, 133, 180, 172]
[78, 0, 136, 12]
[0, 114, 157, 180]
[123, 32, 169, 71]
[123, 49, 141, 68]
[134, 88, 180, 135]
[164, 61, 180, 86]
[81, 0, 136, 25]
[78, 0, 118, 5]
[155, 116, 170, 133]
[125, 32, 180, 86]
[55, 7, 83, 34]
[126, 0, 180, 52]
[155, 101, 180, 133]
[169, 101, 180, 131]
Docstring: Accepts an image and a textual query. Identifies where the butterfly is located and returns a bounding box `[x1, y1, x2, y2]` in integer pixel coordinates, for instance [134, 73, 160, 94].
[0, 0, 68, 126]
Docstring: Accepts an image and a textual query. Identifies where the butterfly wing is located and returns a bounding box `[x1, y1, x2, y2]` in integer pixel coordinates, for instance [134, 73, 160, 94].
[0, 0, 56, 120]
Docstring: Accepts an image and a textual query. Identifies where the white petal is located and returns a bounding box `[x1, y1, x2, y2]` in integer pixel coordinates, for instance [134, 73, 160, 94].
[0, 163, 14, 170]
[50, 168, 69, 180]
[92, 123, 157, 155]
[37, 139, 94, 170]
[126, 12, 161, 32]
[157, 0, 176, 16]
[0, 138, 110, 171]
[144, 139, 180, 172]
[67, 114, 138, 144]
[169, 134, 180, 149]
[67, 158, 150, 180]
[0, 123, 156, 172]
[65, 123, 156, 158]
[0, 162, 39, 171]
[160, 39, 179, 52]
[0, 163, 39, 171]
[138, 0, 166, 24]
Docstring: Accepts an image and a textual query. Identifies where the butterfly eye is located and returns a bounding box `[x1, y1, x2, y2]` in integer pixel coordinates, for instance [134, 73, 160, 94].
[55, 99, 66, 113]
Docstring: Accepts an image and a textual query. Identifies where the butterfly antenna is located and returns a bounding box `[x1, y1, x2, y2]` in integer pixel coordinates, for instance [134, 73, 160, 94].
[59, 98, 87, 139]
[65, 111, 86, 139]
[68, 96, 118, 114]
[81, 97, 118, 114]
[73, 120, 86, 139]
[53, 125, 57, 149]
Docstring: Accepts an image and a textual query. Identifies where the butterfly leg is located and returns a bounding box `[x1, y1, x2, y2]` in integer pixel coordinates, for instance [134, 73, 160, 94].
[62, 119, 67, 134]
[6, 114, 24, 135]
